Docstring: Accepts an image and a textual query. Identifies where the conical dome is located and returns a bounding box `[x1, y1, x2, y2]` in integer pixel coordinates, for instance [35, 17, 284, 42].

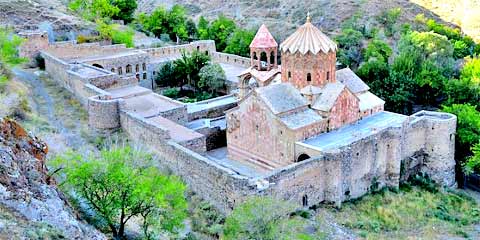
[250, 24, 278, 48]
[280, 15, 337, 55]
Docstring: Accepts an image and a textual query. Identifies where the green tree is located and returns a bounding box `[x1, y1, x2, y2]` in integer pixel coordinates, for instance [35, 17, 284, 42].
[335, 28, 364, 68]
[445, 57, 480, 107]
[223, 197, 309, 240]
[363, 39, 392, 62]
[111, 0, 137, 23]
[186, 19, 198, 40]
[465, 143, 480, 175]
[198, 63, 226, 94]
[69, 0, 119, 21]
[155, 62, 177, 87]
[174, 50, 211, 89]
[224, 28, 256, 57]
[167, 4, 188, 41]
[441, 104, 480, 169]
[198, 16, 210, 40]
[208, 15, 237, 51]
[0, 28, 26, 90]
[96, 21, 134, 47]
[51, 147, 187, 240]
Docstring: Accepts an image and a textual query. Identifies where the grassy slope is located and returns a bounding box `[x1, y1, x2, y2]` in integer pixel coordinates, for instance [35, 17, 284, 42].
[326, 186, 480, 239]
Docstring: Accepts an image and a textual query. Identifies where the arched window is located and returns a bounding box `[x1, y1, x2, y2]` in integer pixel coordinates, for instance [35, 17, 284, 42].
[326, 71, 330, 80]
[253, 52, 258, 60]
[136, 74, 140, 80]
[270, 51, 275, 64]
[288, 71, 291, 80]
[197, 46, 200, 51]
[118, 67, 123, 75]
[307, 73, 312, 82]
[111, 68, 115, 73]
[126, 64, 132, 73]
[205, 50, 209, 55]
[142, 63, 146, 71]
[302, 195, 308, 207]
[143, 73, 147, 79]
[136, 64, 139, 72]
[260, 52, 268, 70]
[297, 154, 310, 162]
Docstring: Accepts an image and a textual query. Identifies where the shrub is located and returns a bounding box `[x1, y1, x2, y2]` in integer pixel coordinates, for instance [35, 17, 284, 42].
[163, 87, 180, 98]
[207, 15, 237, 51]
[335, 28, 364, 68]
[198, 63, 226, 94]
[453, 40, 470, 59]
[96, 21, 134, 47]
[465, 143, 480, 175]
[223, 197, 308, 240]
[224, 28, 256, 57]
[110, 0, 137, 23]
[441, 104, 480, 167]
[377, 8, 402, 36]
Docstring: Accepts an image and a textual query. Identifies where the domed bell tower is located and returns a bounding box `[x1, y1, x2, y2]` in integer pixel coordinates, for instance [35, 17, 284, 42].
[280, 14, 337, 90]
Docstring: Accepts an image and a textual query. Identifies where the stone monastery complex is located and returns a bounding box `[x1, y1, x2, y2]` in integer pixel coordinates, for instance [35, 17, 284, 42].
[20, 15, 457, 212]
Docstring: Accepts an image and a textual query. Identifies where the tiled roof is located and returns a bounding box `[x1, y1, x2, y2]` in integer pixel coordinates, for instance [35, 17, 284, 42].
[311, 82, 345, 112]
[357, 91, 385, 111]
[250, 24, 278, 49]
[280, 109, 323, 129]
[300, 84, 323, 96]
[336, 68, 370, 94]
[256, 83, 308, 115]
[280, 16, 337, 55]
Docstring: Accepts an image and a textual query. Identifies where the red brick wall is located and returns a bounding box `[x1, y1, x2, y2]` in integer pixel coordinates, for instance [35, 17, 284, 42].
[327, 89, 360, 130]
[281, 51, 336, 89]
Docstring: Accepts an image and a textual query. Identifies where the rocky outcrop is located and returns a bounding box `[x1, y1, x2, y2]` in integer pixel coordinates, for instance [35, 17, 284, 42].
[0, 118, 106, 239]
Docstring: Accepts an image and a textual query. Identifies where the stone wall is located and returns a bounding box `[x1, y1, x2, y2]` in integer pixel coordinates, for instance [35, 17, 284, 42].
[88, 96, 122, 130]
[188, 95, 238, 121]
[119, 109, 255, 212]
[45, 41, 129, 60]
[211, 52, 250, 68]
[18, 31, 50, 67]
[143, 40, 217, 59]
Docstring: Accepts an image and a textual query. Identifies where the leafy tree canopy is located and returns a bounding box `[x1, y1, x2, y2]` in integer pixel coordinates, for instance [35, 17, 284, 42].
[208, 15, 237, 52]
[69, 0, 119, 21]
[51, 146, 187, 240]
[198, 63, 226, 93]
[111, 0, 137, 23]
[224, 28, 256, 57]
[0, 28, 26, 90]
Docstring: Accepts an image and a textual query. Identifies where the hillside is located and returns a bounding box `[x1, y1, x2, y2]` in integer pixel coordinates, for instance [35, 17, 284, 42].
[137, 0, 480, 42]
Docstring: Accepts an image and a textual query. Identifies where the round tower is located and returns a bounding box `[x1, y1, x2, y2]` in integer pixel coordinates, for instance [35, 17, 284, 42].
[280, 14, 337, 89]
[249, 24, 278, 71]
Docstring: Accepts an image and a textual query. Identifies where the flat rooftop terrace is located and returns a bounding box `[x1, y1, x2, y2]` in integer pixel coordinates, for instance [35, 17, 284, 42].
[187, 95, 237, 114]
[71, 65, 111, 78]
[108, 85, 152, 99]
[206, 147, 268, 178]
[302, 111, 408, 152]
[218, 63, 247, 84]
[149, 116, 203, 142]
[122, 93, 183, 118]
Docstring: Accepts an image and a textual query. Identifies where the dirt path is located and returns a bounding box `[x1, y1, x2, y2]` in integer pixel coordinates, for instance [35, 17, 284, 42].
[12, 68, 95, 155]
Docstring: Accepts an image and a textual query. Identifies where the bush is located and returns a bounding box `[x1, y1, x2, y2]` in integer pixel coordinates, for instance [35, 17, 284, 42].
[96, 21, 134, 47]
[465, 143, 480, 175]
[223, 197, 309, 240]
[224, 28, 256, 57]
[453, 40, 470, 59]
[335, 28, 364, 68]
[441, 104, 480, 168]
[163, 87, 180, 98]
[377, 8, 402, 37]
[155, 62, 176, 87]
[198, 63, 226, 94]
[445, 57, 480, 107]
[110, 0, 137, 23]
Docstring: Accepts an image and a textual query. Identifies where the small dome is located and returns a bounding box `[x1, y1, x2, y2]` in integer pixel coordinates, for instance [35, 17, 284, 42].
[250, 24, 278, 49]
[280, 15, 337, 55]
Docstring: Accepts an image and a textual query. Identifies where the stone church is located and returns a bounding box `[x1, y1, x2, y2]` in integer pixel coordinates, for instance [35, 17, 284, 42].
[226, 15, 385, 170]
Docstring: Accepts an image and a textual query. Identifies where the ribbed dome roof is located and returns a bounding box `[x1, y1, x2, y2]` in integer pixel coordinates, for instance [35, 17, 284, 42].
[280, 15, 337, 55]
[250, 24, 278, 48]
